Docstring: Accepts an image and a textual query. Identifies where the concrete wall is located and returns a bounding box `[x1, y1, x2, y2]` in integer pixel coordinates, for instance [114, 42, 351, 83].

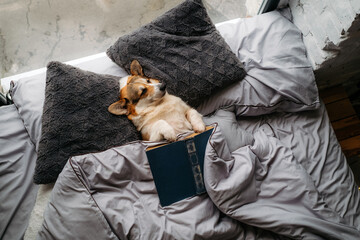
[0, 0, 260, 79]
[287, 0, 360, 88]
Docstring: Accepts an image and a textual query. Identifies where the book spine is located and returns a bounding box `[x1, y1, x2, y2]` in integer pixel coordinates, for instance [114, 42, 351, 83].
[186, 139, 206, 194]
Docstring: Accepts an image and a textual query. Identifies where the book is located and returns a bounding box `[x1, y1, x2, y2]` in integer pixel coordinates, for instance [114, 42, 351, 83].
[146, 127, 214, 207]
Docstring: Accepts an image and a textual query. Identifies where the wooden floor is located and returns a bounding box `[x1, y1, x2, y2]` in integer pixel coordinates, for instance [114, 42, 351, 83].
[319, 85, 360, 186]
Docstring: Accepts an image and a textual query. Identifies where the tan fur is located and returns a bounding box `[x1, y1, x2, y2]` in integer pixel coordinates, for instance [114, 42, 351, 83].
[108, 60, 205, 141]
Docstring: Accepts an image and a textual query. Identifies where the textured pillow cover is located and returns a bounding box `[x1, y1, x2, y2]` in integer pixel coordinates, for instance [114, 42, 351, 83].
[10, 53, 128, 150]
[34, 61, 141, 184]
[106, 0, 246, 108]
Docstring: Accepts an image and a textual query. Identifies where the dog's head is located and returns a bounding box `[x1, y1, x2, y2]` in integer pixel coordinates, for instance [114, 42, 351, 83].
[108, 60, 166, 117]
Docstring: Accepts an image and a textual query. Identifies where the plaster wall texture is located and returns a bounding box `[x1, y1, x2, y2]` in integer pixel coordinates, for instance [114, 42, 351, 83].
[0, 0, 261, 80]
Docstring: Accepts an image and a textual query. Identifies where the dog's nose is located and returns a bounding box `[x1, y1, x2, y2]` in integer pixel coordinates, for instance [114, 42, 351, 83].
[159, 82, 167, 91]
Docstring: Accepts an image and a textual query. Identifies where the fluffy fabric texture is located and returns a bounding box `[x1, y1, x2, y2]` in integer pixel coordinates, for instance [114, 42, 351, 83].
[106, 0, 246, 107]
[34, 61, 141, 184]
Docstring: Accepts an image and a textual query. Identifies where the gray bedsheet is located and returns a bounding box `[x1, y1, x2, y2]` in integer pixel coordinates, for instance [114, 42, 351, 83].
[206, 104, 360, 239]
[0, 105, 39, 239]
[37, 104, 360, 239]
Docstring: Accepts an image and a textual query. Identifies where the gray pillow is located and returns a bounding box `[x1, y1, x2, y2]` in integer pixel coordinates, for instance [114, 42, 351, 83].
[197, 10, 320, 116]
[34, 61, 141, 184]
[106, 0, 246, 107]
[10, 54, 128, 150]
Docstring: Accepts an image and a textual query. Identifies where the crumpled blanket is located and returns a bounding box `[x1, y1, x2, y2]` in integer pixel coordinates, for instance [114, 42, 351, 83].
[38, 115, 360, 239]
[205, 125, 359, 239]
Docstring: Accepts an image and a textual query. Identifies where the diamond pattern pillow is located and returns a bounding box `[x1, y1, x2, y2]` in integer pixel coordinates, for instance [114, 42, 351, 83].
[34, 61, 141, 184]
[106, 0, 246, 107]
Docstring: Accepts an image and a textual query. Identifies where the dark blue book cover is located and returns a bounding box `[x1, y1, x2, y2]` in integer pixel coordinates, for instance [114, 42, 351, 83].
[146, 127, 213, 207]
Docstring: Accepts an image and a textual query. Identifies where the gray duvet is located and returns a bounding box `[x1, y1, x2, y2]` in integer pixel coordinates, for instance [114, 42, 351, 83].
[0, 105, 38, 240]
[37, 104, 360, 240]
[1, 8, 359, 240]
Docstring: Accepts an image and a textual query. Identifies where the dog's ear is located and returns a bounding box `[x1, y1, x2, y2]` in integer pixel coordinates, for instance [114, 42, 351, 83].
[130, 60, 144, 76]
[108, 99, 128, 115]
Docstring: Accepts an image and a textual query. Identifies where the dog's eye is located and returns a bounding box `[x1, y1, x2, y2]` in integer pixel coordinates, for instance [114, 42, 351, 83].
[147, 79, 151, 83]
[141, 88, 147, 96]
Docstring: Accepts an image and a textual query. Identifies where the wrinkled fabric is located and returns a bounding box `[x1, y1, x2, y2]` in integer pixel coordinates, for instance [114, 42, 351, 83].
[205, 124, 360, 239]
[264, 102, 360, 230]
[40, 137, 245, 240]
[0, 105, 39, 239]
[203, 107, 254, 152]
[198, 10, 320, 116]
[39, 115, 360, 239]
[38, 162, 118, 240]
[38, 125, 285, 240]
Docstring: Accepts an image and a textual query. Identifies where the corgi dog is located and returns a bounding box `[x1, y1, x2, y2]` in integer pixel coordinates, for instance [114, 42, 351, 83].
[108, 60, 206, 142]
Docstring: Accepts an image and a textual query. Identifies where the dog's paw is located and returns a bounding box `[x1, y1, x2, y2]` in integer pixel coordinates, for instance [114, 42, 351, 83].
[163, 130, 177, 142]
[193, 121, 206, 133]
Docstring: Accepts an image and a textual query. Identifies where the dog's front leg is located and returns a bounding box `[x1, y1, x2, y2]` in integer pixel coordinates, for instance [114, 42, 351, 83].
[186, 108, 206, 133]
[149, 120, 177, 142]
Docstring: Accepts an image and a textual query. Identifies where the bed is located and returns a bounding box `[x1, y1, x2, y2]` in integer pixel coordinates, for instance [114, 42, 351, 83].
[1, 0, 359, 239]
